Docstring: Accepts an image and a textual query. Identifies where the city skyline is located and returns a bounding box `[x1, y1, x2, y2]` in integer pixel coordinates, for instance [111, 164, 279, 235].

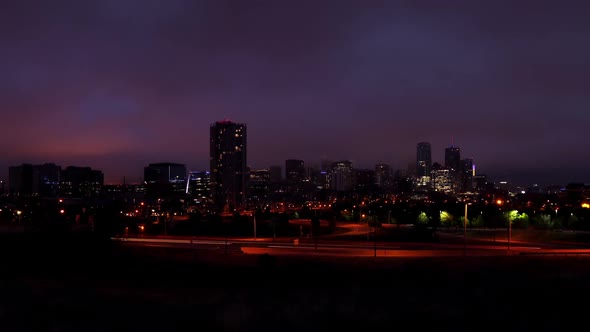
[1, 135, 580, 188]
[0, 125, 585, 187]
[1, 1, 589, 185]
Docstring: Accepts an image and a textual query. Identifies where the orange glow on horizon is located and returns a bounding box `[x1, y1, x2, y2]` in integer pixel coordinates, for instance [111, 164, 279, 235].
[582, 203, 590, 209]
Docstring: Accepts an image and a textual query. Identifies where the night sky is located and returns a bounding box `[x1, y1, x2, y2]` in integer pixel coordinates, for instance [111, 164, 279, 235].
[1, 0, 589, 185]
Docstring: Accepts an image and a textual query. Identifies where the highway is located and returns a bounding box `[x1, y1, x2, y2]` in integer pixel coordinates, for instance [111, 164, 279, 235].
[112, 235, 590, 257]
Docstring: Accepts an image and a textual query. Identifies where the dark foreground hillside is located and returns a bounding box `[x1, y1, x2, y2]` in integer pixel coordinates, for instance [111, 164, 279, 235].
[1, 233, 590, 331]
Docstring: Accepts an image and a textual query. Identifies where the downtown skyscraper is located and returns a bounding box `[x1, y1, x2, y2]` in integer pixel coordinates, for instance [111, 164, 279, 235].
[210, 120, 247, 212]
[444, 146, 461, 173]
[416, 142, 432, 190]
[445, 145, 461, 191]
[416, 142, 432, 177]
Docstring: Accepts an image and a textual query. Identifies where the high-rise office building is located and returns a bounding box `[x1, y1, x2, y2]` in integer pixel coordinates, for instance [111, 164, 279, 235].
[144, 163, 187, 184]
[285, 159, 305, 184]
[60, 166, 104, 197]
[431, 168, 452, 192]
[186, 171, 210, 201]
[445, 146, 461, 191]
[330, 161, 354, 192]
[144, 162, 187, 196]
[461, 158, 475, 192]
[210, 120, 247, 212]
[416, 142, 432, 177]
[416, 142, 432, 189]
[9, 163, 62, 197]
[355, 169, 376, 193]
[248, 169, 271, 204]
[9, 164, 35, 196]
[460, 158, 475, 192]
[445, 146, 461, 172]
[36, 163, 61, 197]
[375, 163, 391, 190]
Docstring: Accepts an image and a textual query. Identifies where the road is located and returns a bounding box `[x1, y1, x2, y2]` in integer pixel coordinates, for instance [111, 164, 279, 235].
[112, 234, 590, 258]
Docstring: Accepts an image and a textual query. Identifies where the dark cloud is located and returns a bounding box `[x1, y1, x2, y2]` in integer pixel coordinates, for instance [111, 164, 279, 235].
[1, 0, 589, 184]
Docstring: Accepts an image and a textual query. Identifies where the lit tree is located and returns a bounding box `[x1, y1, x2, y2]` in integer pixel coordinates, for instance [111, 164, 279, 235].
[417, 212, 430, 225]
[439, 211, 454, 227]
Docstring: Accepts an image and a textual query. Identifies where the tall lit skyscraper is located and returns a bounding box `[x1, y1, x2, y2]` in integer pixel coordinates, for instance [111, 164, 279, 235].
[210, 120, 247, 212]
[415, 142, 432, 190]
[445, 146, 461, 172]
[330, 161, 353, 192]
[445, 146, 461, 191]
[375, 163, 391, 190]
[460, 158, 474, 192]
[416, 142, 432, 177]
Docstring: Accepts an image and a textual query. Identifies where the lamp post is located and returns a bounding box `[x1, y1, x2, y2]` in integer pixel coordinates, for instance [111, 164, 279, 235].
[464, 203, 468, 255]
[253, 214, 257, 240]
[508, 216, 511, 251]
[373, 223, 377, 257]
[496, 199, 505, 250]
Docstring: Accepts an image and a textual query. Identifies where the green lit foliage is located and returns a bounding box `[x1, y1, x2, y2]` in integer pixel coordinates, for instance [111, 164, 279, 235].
[417, 212, 430, 225]
[439, 211, 454, 227]
[504, 210, 529, 229]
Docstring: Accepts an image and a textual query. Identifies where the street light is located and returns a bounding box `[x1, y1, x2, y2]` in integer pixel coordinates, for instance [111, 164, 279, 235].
[507, 210, 518, 252]
[464, 203, 472, 255]
[496, 199, 504, 245]
[251, 213, 257, 240]
[508, 212, 512, 252]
